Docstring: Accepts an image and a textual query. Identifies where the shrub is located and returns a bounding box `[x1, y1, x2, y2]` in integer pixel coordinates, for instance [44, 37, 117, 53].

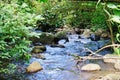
[0, 1, 41, 74]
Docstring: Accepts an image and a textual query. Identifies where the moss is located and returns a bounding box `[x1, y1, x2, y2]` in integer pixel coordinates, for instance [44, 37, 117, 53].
[39, 33, 55, 44]
[55, 30, 68, 40]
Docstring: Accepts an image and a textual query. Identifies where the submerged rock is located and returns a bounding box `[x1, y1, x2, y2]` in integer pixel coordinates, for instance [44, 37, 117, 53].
[81, 63, 101, 71]
[103, 54, 120, 64]
[31, 46, 46, 53]
[50, 44, 65, 48]
[32, 54, 46, 60]
[90, 33, 100, 41]
[26, 61, 43, 73]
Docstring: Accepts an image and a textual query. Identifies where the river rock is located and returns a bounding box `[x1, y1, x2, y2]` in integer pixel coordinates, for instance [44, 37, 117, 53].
[94, 29, 104, 37]
[55, 30, 69, 43]
[114, 60, 120, 70]
[30, 32, 55, 44]
[26, 61, 43, 73]
[31, 46, 46, 53]
[81, 29, 93, 39]
[98, 73, 120, 80]
[90, 33, 100, 41]
[32, 54, 46, 60]
[81, 63, 101, 71]
[103, 54, 120, 64]
[50, 44, 65, 48]
[74, 28, 81, 34]
[101, 32, 110, 39]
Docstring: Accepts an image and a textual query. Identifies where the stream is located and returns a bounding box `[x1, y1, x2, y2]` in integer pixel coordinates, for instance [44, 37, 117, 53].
[6, 34, 116, 80]
[23, 34, 115, 80]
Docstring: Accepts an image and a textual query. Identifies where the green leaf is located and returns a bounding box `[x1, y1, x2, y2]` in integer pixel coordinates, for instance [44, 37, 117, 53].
[107, 3, 118, 9]
[39, 0, 48, 2]
[111, 15, 120, 24]
[113, 10, 120, 16]
[116, 33, 120, 42]
[114, 48, 120, 55]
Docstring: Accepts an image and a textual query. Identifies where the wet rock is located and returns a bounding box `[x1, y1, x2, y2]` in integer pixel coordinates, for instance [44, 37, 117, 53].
[81, 29, 93, 38]
[81, 63, 101, 71]
[90, 33, 100, 41]
[39, 33, 55, 44]
[97, 40, 109, 49]
[95, 29, 104, 37]
[98, 73, 120, 80]
[50, 44, 65, 48]
[79, 29, 84, 34]
[26, 61, 43, 73]
[55, 30, 69, 43]
[73, 28, 81, 34]
[32, 54, 46, 60]
[95, 29, 110, 39]
[114, 60, 120, 70]
[85, 41, 99, 51]
[101, 32, 110, 39]
[103, 54, 120, 63]
[30, 32, 55, 44]
[33, 43, 42, 46]
[31, 46, 46, 53]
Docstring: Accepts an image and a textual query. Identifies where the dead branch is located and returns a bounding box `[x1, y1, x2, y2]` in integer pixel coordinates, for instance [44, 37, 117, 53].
[74, 44, 120, 62]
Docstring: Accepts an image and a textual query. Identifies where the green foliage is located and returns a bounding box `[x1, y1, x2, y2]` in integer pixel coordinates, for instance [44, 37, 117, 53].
[0, 1, 42, 74]
[91, 4, 107, 31]
[36, 0, 65, 32]
[104, 3, 120, 55]
[37, 10, 65, 32]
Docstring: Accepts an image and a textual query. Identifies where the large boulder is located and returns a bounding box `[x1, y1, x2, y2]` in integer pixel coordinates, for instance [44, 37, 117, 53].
[55, 30, 69, 43]
[81, 63, 101, 71]
[26, 61, 43, 73]
[30, 32, 55, 44]
[103, 54, 120, 64]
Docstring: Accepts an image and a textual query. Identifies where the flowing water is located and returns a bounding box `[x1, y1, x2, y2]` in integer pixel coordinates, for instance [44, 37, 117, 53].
[12, 34, 115, 80]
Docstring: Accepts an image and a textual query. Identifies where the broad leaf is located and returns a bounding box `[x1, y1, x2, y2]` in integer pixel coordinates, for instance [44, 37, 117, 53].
[111, 15, 120, 24]
[107, 3, 118, 9]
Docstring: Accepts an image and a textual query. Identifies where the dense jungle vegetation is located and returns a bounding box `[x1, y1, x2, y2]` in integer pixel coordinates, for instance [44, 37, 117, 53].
[0, 0, 120, 79]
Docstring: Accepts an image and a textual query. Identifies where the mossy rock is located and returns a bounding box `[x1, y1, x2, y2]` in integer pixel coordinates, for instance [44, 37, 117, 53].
[31, 46, 46, 53]
[55, 30, 68, 41]
[39, 33, 55, 44]
[30, 32, 55, 44]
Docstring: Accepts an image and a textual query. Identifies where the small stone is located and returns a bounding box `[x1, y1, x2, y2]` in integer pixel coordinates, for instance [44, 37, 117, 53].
[32, 54, 46, 60]
[81, 63, 101, 71]
[103, 54, 120, 64]
[114, 60, 120, 70]
[34, 46, 46, 51]
[26, 61, 43, 73]
[31, 46, 46, 53]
